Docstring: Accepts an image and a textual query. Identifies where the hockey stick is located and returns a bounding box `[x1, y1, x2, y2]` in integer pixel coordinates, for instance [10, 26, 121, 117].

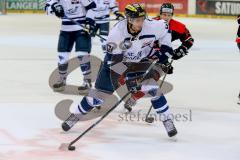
[145, 59, 174, 123]
[65, 17, 107, 41]
[62, 60, 158, 151]
[94, 18, 121, 22]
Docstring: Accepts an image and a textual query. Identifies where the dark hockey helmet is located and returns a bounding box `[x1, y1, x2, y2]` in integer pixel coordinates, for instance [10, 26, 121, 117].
[160, 3, 174, 15]
[125, 3, 146, 19]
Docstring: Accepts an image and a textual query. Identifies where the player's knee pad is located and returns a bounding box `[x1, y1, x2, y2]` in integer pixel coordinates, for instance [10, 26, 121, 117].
[77, 54, 91, 76]
[58, 52, 69, 65]
[151, 95, 169, 114]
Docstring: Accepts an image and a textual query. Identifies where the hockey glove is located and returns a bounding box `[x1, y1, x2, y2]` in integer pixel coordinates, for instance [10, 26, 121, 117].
[172, 45, 188, 60]
[51, 3, 65, 18]
[84, 18, 96, 37]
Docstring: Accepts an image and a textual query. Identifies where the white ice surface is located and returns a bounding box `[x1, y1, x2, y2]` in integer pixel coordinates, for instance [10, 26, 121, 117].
[0, 14, 240, 160]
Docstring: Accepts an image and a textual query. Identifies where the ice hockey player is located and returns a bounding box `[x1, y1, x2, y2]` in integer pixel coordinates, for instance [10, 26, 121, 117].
[61, 3, 178, 138]
[237, 15, 240, 51]
[124, 3, 194, 112]
[45, 0, 96, 91]
[91, 0, 124, 52]
[236, 15, 240, 104]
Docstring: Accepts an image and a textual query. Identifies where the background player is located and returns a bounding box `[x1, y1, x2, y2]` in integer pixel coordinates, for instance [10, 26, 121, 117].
[61, 4, 178, 138]
[236, 15, 240, 104]
[237, 15, 240, 51]
[45, 0, 96, 91]
[124, 3, 194, 112]
[92, 0, 124, 52]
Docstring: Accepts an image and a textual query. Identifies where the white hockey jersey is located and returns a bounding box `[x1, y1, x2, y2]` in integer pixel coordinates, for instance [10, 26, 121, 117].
[92, 0, 119, 24]
[105, 19, 173, 64]
[46, 0, 96, 31]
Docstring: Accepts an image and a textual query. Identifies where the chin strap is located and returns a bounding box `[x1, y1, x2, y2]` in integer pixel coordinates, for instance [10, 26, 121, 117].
[127, 22, 141, 37]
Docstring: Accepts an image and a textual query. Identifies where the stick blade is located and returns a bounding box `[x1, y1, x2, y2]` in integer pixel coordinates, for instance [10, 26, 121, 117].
[145, 117, 154, 123]
[58, 143, 70, 151]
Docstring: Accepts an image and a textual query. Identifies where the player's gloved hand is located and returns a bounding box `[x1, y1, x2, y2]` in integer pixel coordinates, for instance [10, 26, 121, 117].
[125, 72, 144, 93]
[114, 11, 125, 20]
[162, 62, 173, 74]
[172, 45, 188, 60]
[51, 3, 65, 18]
[84, 18, 96, 37]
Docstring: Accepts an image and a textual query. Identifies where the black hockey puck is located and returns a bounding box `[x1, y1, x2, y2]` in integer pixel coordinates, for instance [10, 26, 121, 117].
[68, 145, 76, 151]
[145, 117, 154, 123]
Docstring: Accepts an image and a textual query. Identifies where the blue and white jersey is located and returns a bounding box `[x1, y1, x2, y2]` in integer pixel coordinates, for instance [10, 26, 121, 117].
[92, 0, 119, 24]
[46, 0, 96, 31]
[105, 19, 173, 64]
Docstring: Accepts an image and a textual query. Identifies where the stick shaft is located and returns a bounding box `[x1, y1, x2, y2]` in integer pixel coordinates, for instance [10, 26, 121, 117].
[66, 17, 107, 41]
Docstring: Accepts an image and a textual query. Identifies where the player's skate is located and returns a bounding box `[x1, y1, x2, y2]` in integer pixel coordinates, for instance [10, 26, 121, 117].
[78, 79, 92, 91]
[163, 119, 178, 138]
[62, 113, 80, 132]
[124, 97, 136, 113]
[53, 78, 66, 92]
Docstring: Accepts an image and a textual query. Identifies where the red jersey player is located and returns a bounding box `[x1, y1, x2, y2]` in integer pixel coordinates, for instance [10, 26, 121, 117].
[154, 3, 194, 62]
[124, 3, 194, 112]
[237, 15, 240, 51]
[236, 15, 240, 104]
